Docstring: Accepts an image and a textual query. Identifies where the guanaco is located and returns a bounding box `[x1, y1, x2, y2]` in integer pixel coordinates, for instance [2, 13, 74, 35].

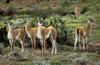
[74, 18, 94, 50]
[7, 21, 25, 53]
[22, 18, 47, 54]
[75, 7, 80, 19]
[37, 18, 57, 55]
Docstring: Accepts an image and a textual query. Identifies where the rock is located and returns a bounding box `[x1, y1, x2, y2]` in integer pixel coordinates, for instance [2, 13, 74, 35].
[0, 55, 3, 59]
[8, 52, 28, 61]
[9, 56, 14, 60]
[3, 55, 8, 58]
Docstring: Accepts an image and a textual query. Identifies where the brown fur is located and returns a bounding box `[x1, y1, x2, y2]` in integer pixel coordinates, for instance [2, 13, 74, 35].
[23, 21, 47, 54]
[37, 24, 57, 55]
[76, 22, 92, 41]
[75, 7, 80, 18]
[74, 18, 94, 50]
[8, 28, 25, 52]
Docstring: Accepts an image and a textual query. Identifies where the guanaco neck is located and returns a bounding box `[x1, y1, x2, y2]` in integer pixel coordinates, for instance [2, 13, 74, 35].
[25, 22, 31, 32]
[8, 25, 13, 32]
[37, 24, 42, 36]
[87, 22, 92, 30]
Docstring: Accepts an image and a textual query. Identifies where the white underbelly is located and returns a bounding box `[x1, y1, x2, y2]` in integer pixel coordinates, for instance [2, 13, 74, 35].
[37, 34, 42, 39]
[26, 32, 31, 38]
[46, 30, 51, 39]
[83, 30, 86, 37]
[16, 32, 20, 39]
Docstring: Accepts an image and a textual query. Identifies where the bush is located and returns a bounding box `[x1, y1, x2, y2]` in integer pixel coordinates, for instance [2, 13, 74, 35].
[47, 18, 74, 45]
[73, 52, 95, 65]
[0, 17, 75, 48]
[0, 26, 9, 47]
[58, 0, 69, 7]
[24, 17, 74, 47]
[19, 60, 51, 65]
[0, 43, 5, 55]
[81, 6, 89, 14]
[57, 45, 73, 52]
[69, 53, 78, 58]
[51, 61, 62, 65]
[4, 46, 21, 53]
[97, 60, 100, 65]
[21, 17, 75, 48]
[33, 60, 51, 65]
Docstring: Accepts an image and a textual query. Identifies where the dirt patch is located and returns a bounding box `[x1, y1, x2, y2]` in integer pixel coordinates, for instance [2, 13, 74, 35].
[94, 43, 100, 47]
[0, 47, 100, 65]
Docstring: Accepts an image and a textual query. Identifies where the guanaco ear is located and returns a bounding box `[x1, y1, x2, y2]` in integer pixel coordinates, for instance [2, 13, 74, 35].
[88, 18, 91, 20]
[41, 18, 43, 20]
[11, 19, 13, 22]
[8, 20, 10, 23]
[26, 17, 28, 20]
[90, 18, 94, 23]
[38, 17, 40, 21]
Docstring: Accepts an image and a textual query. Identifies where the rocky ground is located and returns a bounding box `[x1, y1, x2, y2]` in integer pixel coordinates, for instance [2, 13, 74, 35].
[0, 45, 100, 65]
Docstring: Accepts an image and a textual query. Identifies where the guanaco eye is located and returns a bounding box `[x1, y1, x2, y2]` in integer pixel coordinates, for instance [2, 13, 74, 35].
[24, 21, 26, 23]
[40, 21, 42, 23]
[10, 22, 12, 25]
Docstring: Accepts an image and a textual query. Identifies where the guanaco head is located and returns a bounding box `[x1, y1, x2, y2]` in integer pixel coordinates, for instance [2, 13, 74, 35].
[75, 16, 77, 19]
[22, 18, 28, 25]
[38, 18, 44, 26]
[88, 18, 94, 24]
[8, 20, 14, 27]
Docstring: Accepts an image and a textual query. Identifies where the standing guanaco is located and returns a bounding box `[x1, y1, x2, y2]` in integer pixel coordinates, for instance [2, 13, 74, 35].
[22, 18, 47, 55]
[37, 18, 57, 55]
[74, 18, 94, 50]
[75, 7, 80, 19]
[8, 21, 25, 53]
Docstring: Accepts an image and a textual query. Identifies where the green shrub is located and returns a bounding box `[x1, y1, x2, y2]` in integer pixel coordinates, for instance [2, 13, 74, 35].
[57, 45, 73, 52]
[19, 60, 51, 65]
[22, 17, 75, 47]
[73, 53, 95, 65]
[97, 60, 100, 65]
[69, 53, 78, 58]
[33, 60, 51, 65]
[0, 26, 9, 47]
[0, 43, 5, 54]
[51, 61, 62, 65]
[47, 18, 74, 45]
[60, 58, 72, 64]
[4, 46, 21, 53]
[81, 6, 89, 14]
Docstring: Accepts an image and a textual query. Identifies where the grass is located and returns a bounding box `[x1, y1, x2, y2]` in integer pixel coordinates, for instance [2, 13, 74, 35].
[4, 46, 21, 53]
[0, 45, 100, 65]
[0, 0, 100, 64]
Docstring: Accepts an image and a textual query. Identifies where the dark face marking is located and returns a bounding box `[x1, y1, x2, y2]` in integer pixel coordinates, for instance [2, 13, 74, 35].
[88, 18, 94, 23]
[10, 22, 13, 25]
[22, 19, 28, 25]
[38, 18, 44, 25]
[39, 20, 43, 23]
[8, 21, 14, 27]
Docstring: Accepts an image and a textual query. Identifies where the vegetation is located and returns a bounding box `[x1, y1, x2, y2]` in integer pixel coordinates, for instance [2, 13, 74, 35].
[0, 0, 100, 64]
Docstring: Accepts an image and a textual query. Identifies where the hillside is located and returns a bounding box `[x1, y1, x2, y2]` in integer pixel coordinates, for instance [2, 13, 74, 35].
[0, 0, 100, 65]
